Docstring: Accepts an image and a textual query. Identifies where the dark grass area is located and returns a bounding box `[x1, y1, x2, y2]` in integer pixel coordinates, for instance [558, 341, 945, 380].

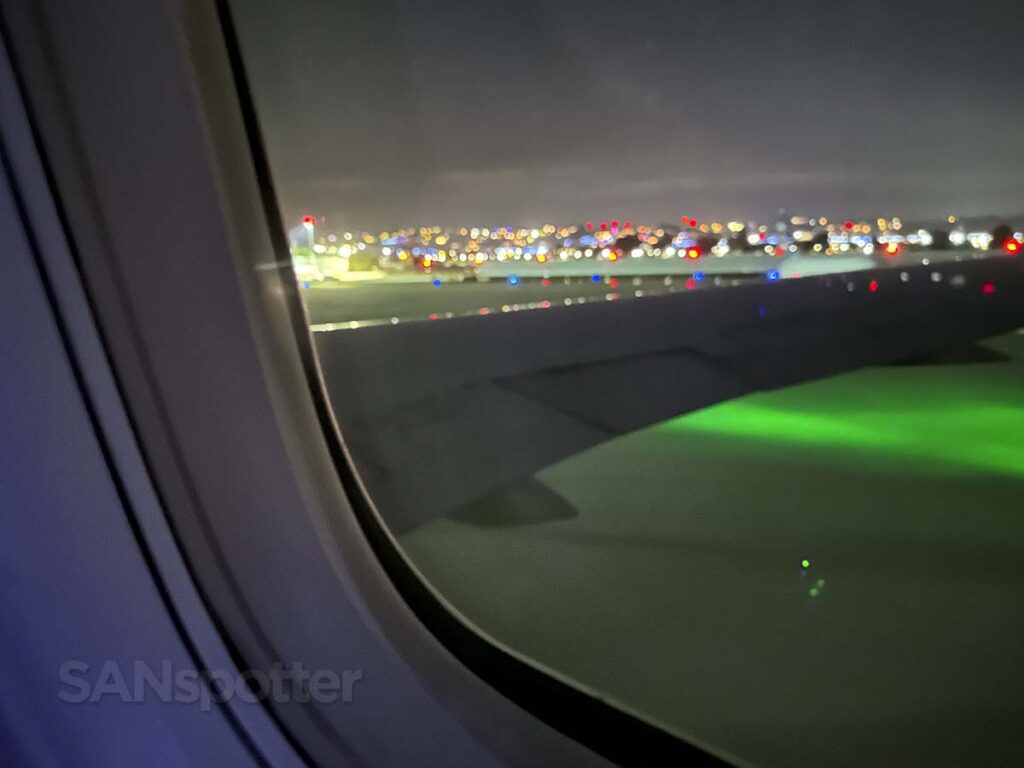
[299, 250, 990, 327]
[300, 275, 708, 326]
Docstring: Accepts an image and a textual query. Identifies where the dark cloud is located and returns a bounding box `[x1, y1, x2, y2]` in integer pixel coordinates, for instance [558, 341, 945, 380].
[233, 0, 1024, 228]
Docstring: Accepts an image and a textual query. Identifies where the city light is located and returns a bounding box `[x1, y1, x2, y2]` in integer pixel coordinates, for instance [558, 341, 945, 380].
[287, 214, 1019, 290]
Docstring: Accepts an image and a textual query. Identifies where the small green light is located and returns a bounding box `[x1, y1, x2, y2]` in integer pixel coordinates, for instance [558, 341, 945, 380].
[801, 559, 811, 569]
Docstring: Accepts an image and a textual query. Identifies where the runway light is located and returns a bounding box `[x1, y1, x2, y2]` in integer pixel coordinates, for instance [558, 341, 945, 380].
[592, 274, 601, 282]
[541, 278, 551, 287]
[767, 270, 780, 281]
[685, 277, 697, 290]
[508, 275, 520, 286]
[609, 277, 618, 288]
[983, 282, 996, 294]
[694, 271, 705, 282]
[869, 279, 879, 292]
[433, 278, 442, 287]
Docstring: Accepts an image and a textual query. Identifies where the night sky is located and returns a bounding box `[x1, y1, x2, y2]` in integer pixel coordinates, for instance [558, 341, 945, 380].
[233, 0, 1024, 229]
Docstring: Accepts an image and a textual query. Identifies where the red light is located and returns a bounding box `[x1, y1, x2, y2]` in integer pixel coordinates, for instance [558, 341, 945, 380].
[1005, 239, 1021, 254]
[624, 220, 633, 229]
[983, 282, 996, 294]
[689, 218, 698, 228]
[479, 307, 490, 315]
[541, 278, 551, 287]
[586, 221, 594, 231]
[869, 279, 879, 293]
[302, 215, 316, 225]
[685, 277, 697, 290]
[611, 219, 619, 229]
[686, 247, 701, 260]
[600, 222, 608, 231]
[609, 277, 618, 288]
[844, 220, 854, 231]
[428, 313, 438, 321]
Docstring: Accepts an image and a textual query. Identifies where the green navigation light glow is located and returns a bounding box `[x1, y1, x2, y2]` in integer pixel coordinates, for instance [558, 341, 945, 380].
[661, 352, 1024, 481]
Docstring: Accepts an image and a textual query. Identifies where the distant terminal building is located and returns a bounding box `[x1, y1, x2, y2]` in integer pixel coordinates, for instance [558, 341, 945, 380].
[289, 216, 316, 252]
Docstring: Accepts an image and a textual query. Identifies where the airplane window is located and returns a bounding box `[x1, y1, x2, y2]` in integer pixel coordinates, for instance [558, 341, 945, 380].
[230, 1, 1024, 764]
